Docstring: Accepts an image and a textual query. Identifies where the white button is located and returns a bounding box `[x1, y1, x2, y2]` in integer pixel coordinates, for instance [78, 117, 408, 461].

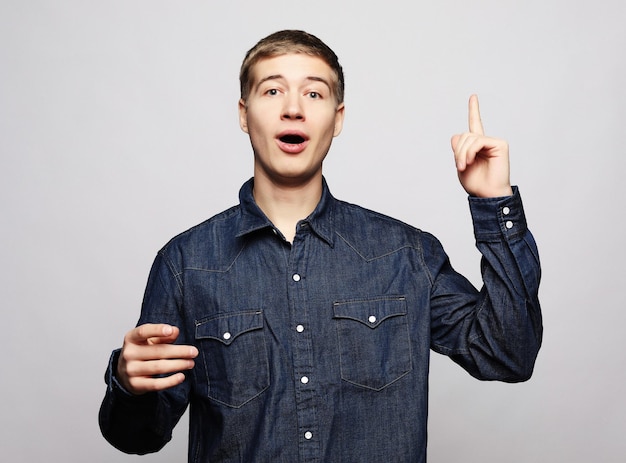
[304, 431, 313, 440]
[296, 324, 304, 333]
[505, 221, 514, 229]
[503, 207, 510, 215]
[292, 274, 301, 282]
[300, 376, 309, 384]
[223, 332, 231, 340]
[368, 315, 377, 324]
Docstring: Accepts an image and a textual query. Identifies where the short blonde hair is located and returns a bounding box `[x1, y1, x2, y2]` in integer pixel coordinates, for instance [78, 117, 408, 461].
[239, 30, 344, 104]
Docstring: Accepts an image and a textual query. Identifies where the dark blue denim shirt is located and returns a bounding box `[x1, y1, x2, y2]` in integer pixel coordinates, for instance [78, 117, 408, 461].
[99, 178, 542, 462]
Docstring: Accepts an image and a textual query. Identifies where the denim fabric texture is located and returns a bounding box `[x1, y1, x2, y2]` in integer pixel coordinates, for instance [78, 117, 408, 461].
[99, 177, 542, 462]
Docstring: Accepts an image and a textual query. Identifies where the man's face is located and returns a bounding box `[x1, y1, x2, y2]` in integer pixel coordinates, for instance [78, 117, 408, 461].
[239, 53, 344, 187]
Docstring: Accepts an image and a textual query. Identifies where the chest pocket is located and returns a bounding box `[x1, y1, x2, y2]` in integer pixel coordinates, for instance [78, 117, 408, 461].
[195, 310, 269, 408]
[333, 296, 412, 391]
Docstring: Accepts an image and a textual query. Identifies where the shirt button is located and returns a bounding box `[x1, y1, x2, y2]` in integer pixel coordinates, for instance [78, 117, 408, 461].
[304, 431, 313, 440]
[505, 221, 514, 229]
[296, 324, 304, 333]
[368, 315, 377, 324]
[292, 274, 301, 282]
[300, 376, 309, 384]
[223, 332, 231, 340]
[503, 207, 510, 215]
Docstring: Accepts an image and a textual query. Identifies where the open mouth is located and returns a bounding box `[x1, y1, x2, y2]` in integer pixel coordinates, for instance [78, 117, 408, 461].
[276, 131, 309, 154]
[279, 134, 306, 144]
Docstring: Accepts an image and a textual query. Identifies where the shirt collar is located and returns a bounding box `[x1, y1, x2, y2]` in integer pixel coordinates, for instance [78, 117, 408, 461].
[235, 177, 335, 247]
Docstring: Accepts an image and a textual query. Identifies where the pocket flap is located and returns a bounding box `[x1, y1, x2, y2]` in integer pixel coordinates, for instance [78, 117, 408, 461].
[195, 311, 263, 345]
[333, 297, 406, 328]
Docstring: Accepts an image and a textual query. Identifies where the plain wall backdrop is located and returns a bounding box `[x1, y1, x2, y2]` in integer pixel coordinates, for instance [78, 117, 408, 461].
[1, 1, 625, 461]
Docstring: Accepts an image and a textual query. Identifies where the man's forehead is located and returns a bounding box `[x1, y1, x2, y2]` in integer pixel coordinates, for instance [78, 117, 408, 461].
[251, 53, 335, 83]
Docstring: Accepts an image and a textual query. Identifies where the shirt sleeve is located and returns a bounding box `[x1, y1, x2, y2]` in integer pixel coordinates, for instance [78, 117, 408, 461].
[428, 186, 543, 382]
[98, 251, 191, 454]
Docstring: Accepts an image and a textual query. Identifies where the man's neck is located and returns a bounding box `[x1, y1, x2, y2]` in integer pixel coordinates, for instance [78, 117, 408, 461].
[252, 173, 323, 243]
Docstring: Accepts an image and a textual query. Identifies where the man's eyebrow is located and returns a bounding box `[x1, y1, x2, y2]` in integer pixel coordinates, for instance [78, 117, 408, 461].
[305, 76, 332, 90]
[255, 74, 283, 91]
[255, 75, 332, 92]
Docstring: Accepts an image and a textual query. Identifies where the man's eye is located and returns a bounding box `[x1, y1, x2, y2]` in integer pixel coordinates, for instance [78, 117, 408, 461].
[308, 92, 319, 99]
[266, 89, 278, 96]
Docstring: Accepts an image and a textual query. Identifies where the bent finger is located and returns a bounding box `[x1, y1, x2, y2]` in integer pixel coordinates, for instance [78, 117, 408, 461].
[127, 372, 188, 394]
[126, 324, 178, 345]
[124, 343, 199, 362]
[125, 357, 196, 378]
[453, 133, 474, 171]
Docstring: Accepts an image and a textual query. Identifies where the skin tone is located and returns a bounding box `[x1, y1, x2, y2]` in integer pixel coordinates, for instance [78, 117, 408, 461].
[116, 55, 512, 395]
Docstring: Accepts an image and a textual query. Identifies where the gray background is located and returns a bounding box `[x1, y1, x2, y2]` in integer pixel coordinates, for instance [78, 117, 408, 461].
[1, 1, 625, 461]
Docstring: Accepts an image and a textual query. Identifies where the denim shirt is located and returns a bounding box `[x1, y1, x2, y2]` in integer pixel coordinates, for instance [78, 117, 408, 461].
[99, 178, 542, 463]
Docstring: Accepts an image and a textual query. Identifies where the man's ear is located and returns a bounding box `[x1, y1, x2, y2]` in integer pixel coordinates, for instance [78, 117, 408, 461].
[333, 103, 345, 137]
[238, 99, 249, 133]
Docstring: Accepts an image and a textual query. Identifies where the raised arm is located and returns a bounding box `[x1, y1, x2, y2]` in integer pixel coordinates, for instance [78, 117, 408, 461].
[429, 95, 542, 381]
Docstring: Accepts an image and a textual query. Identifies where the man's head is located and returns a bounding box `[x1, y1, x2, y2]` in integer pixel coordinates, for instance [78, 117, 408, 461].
[240, 30, 344, 105]
[237, 31, 345, 188]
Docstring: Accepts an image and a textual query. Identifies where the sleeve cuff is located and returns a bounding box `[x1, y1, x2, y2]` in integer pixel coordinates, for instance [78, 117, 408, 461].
[468, 186, 528, 242]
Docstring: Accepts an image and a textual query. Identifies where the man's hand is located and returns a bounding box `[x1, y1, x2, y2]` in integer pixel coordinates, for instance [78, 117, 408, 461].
[451, 94, 513, 198]
[116, 324, 198, 395]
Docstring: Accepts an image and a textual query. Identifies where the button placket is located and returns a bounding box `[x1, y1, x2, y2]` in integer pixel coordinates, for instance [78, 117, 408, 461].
[287, 237, 319, 459]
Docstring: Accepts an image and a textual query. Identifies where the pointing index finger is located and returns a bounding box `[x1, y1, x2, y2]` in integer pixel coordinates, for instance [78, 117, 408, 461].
[468, 94, 484, 135]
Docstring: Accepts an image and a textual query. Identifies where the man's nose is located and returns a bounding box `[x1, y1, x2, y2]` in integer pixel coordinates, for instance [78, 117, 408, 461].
[281, 94, 304, 120]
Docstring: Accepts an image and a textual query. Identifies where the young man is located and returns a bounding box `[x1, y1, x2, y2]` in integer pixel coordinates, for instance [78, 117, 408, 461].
[99, 30, 542, 462]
